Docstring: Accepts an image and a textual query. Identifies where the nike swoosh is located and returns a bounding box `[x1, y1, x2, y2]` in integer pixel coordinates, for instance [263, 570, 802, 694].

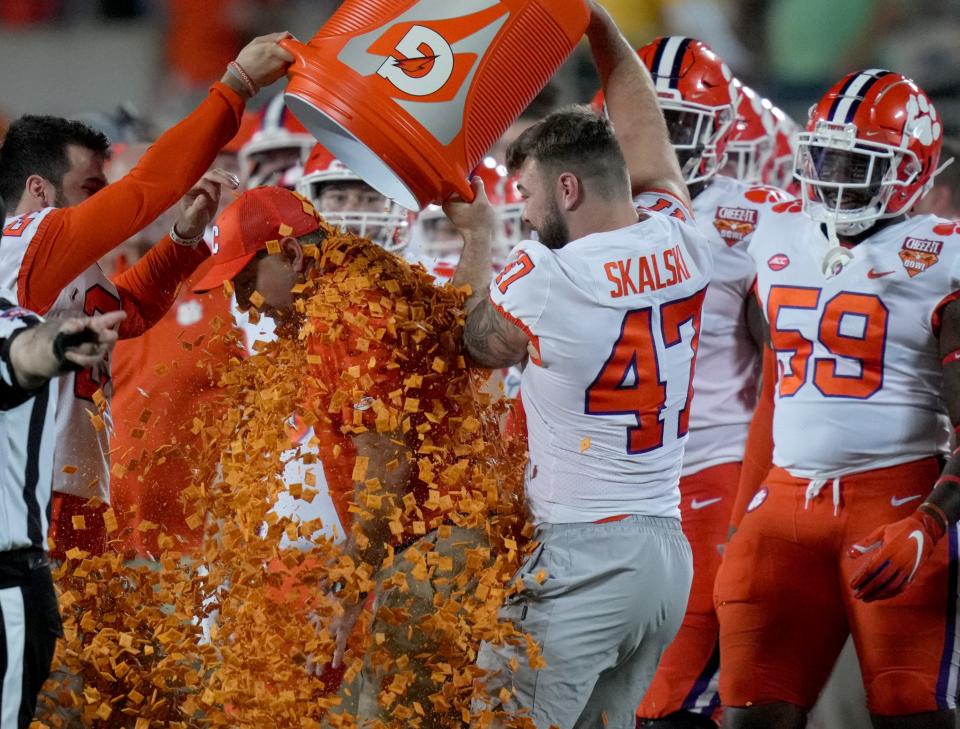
[867, 269, 895, 279]
[891, 494, 922, 507]
[908, 529, 925, 582]
[691, 497, 722, 510]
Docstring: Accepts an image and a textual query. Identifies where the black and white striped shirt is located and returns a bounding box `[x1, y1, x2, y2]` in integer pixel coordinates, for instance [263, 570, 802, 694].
[0, 296, 56, 552]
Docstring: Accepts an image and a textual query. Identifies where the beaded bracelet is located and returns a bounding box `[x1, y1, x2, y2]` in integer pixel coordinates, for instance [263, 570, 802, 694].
[227, 61, 258, 98]
[169, 223, 205, 250]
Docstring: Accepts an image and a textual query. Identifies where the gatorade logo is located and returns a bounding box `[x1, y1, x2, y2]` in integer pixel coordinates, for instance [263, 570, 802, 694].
[377, 26, 455, 97]
[338, 0, 510, 145]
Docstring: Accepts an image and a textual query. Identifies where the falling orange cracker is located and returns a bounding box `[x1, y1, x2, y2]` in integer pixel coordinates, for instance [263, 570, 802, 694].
[352, 456, 369, 482]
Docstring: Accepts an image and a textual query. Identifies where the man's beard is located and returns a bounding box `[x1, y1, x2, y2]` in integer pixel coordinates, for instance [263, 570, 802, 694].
[537, 195, 570, 250]
[53, 185, 70, 208]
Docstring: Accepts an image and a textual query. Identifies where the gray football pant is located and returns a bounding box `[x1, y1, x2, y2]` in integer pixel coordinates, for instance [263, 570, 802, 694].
[476, 515, 693, 729]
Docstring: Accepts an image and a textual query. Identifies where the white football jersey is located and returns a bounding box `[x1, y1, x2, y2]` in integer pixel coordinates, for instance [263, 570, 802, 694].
[231, 295, 278, 355]
[1, 210, 119, 501]
[407, 251, 459, 284]
[683, 177, 787, 475]
[272, 425, 344, 549]
[749, 203, 959, 477]
[489, 191, 712, 523]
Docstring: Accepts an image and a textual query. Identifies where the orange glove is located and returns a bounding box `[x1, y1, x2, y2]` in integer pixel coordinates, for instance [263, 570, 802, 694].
[848, 506, 947, 602]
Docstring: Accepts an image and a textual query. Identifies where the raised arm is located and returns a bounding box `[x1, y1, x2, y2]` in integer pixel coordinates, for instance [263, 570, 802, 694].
[584, 2, 689, 208]
[19, 34, 294, 314]
[447, 178, 530, 369]
[111, 168, 239, 339]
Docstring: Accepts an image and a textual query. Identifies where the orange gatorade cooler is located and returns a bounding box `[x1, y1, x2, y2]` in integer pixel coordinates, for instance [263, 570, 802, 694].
[281, 0, 589, 210]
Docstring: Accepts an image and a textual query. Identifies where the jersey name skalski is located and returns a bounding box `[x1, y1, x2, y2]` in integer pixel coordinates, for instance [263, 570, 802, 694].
[490, 191, 712, 523]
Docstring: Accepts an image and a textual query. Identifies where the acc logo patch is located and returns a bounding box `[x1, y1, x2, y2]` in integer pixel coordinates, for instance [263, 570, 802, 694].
[713, 207, 758, 246]
[768, 253, 790, 271]
[899, 237, 942, 278]
[747, 486, 768, 513]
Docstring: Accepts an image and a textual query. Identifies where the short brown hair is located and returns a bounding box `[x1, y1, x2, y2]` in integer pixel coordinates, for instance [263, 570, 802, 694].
[506, 105, 629, 197]
[0, 115, 110, 205]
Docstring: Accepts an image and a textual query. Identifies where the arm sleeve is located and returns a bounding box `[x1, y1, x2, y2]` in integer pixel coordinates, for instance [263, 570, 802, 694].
[112, 236, 210, 339]
[634, 188, 694, 222]
[488, 242, 551, 361]
[19, 82, 244, 314]
[729, 342, 777, 531]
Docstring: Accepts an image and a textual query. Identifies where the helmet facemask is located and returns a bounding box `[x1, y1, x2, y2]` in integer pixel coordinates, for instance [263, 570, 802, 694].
[240, 143, 313, 190]
[796, 121, 920, 236]
[767, 155, 795, 190]
[303, 179, 410, 253]
[726, 134, 775, 183]
[414, 205, 516, 268]
[661, 98, 734, 184]
[416, 206, 464, 258]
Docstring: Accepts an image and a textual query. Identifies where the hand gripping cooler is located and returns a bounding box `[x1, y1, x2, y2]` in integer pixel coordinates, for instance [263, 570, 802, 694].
[280, 0, 588, 211]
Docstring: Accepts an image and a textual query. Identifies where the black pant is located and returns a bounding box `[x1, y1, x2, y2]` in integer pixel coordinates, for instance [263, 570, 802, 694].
[0, 549, 61, 729]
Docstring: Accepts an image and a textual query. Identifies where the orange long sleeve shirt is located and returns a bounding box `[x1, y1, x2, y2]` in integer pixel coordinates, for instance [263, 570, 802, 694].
[16, 81, 245, 321]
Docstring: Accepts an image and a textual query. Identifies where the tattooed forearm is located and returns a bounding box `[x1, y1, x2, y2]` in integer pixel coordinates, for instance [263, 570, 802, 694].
[463, 298, 529, 369]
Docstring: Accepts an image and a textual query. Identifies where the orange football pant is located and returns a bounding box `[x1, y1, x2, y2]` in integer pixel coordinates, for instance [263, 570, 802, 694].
[715, 457, 959, 716]
[638, 461, 740, 720]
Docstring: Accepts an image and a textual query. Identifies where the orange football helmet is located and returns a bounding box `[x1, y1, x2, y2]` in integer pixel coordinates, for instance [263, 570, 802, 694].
[239, 94, 315, 190]
[762, 105, 800, 193]
[636, 36, 738, 183]
[297, 143, 409, 252]
[724, 82, 776, 183]
[796, 69, 946, 234]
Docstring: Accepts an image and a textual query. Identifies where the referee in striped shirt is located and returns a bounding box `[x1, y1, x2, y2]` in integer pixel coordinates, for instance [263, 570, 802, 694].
[0, 194, 124, 728]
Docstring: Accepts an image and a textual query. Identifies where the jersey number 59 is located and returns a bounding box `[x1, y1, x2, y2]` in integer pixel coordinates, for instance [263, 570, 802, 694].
[585, 289, 706, 454]
[767, 286, 888, 399]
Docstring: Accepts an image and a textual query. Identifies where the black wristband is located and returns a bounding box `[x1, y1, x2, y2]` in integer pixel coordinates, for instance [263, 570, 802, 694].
[52, 329, 97, 372]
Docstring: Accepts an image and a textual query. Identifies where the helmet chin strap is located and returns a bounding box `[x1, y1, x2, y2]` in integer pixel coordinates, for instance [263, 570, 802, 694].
[821, 217, 854, 279]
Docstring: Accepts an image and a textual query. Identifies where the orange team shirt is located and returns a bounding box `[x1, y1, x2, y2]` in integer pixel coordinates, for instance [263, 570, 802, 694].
[0, 80, 244, 534]
[306, 302, 402, 533]
[306, 301, 455, 542]
[110, 262, 245, 556]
